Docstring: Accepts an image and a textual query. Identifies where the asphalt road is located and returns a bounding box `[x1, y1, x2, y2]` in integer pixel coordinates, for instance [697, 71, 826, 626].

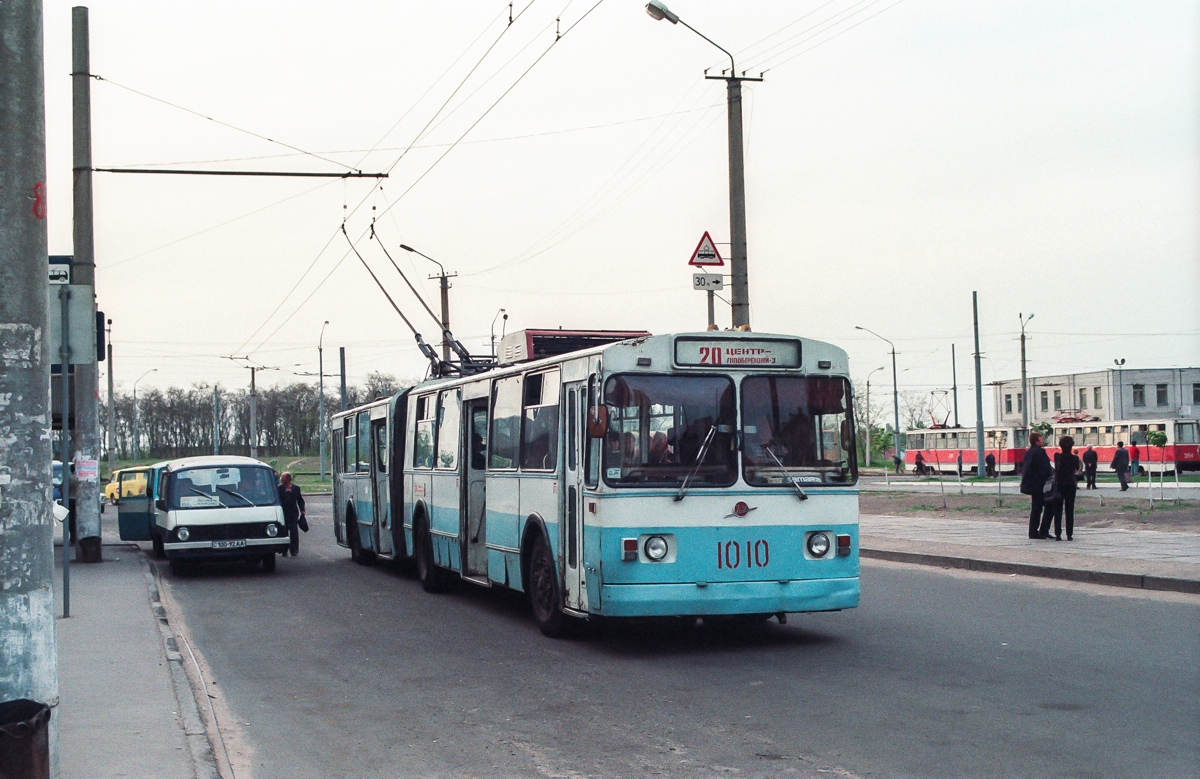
[160, 496, 1200, 779]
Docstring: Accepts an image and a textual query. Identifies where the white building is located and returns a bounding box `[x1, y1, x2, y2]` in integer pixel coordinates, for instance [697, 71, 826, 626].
[993, 367, 1200, 426]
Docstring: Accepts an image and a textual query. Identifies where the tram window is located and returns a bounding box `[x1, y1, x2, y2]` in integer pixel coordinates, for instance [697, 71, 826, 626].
[908, 434, 925, 449]
[414, 395, 436, 470]
[1156, 384, 1168, 406]
[1132, 385, 1145, 407]
[521, 370, 560, 471]
[490, 375, 522, 470]
[436, 390, 460, 470]
[357, 412, 371, 471]
[1177, 423, 1199, 445]
[343, 419, 356, 474]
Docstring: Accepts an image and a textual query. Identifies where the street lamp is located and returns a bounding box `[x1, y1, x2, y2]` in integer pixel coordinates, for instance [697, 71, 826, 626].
[1114, 358, 1125, 419]
[132, 368, 157, 463]
[1019, 313, 1034, 431]
[646, 0, 759, 329]
[490, 308, 508, 358]
[865, 366, 885, 468]
[319, 320, 330, 481]
[856, 326, 901, 466]
[400, 243, 456, 363]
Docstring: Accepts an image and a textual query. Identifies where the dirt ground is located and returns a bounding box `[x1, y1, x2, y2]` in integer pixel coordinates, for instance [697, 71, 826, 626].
[861, 491, 1200, 533]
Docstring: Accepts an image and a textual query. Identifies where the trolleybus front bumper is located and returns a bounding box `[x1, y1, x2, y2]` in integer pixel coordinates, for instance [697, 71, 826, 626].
[598, 576, 860, 618]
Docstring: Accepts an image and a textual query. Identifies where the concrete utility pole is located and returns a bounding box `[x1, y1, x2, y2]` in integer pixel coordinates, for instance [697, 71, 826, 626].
[856, 326, 902, 464]
[865, 366, 884, 468]
[72, 5, 102, 563]
[212, 384, 219, 455]
[319, 321, 329, 480]
[646, 0, 760, 329]
[1019, 313, 1034, 432]
[0, 0, 60, 762]
[339, 347, 347, 411]
[131, 368, 155, 462]
[951, 343, 960, 428]
[973, 292, 986, 476]
[106, 318, 114, 476]
[400, 243, 456, 362]
[249, 367, 258, 459]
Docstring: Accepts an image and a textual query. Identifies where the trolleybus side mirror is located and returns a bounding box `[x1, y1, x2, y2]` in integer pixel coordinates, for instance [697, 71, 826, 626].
[155, 498, 167, 512]
[587, 405, 609, 438]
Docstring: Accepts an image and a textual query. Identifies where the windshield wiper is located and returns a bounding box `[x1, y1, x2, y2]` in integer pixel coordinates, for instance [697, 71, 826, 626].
[675, 424, 717, 502]
[216, 485, 254, 506]
[763, 445, 808, 501]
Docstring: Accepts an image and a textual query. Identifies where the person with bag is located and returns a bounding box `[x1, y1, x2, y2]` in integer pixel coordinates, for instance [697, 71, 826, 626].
[278, 471, 307, 557]
[1040, 436, 1081, 541]
[1019, 432, 1054, 540]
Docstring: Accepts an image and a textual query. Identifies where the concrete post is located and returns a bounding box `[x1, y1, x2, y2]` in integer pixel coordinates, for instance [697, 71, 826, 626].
[339, 346, 347, 411]
[318, 346, 326, 480]
[72, 5, 102, 562]
[0, 0, 60, 762]
[249, 367, 258, 459]
[725, 77, 750, 329]
[212, 384, 219, 455]
[973, 292, 987, 477]
[106, 319, 113, 475]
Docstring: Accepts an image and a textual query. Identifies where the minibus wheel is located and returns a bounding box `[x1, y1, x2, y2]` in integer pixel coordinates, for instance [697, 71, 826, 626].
[528, 534, 568, 638]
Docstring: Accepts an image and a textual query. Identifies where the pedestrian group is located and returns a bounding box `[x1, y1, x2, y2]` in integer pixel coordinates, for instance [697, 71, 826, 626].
[1020, 434, 1139, 542]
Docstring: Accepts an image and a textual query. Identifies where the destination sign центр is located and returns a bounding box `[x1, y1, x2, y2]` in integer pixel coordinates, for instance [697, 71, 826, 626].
[674, 338, 801, 368]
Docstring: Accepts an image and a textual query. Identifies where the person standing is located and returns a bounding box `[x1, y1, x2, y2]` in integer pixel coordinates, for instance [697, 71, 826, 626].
[1082, 445, 1098, 489]
[1111, 442, 1130, 491]
[1020, 432, 1054, 539]
[893, 452, 903, 475]
[1041, 436, 1081, 540]
[1129, 442, 1141, 479]
[278, 471, 306, 557]
[985, 452, 997, 478]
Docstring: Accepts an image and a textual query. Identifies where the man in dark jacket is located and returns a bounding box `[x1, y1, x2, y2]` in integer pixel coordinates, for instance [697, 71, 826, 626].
[1020, 432, 1053, 539]
[1111, 442, 1130, 491]
[278, 471, 306, 556]
[1082, 445, 1099, 489]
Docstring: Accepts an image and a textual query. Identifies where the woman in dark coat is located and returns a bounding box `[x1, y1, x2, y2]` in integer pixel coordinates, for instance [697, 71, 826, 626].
[278, 471, 306, 557]
[1041, 436, 1081, 540]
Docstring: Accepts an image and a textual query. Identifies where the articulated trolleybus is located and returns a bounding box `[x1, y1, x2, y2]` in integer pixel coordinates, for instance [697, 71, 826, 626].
[331, 330, 860, 636]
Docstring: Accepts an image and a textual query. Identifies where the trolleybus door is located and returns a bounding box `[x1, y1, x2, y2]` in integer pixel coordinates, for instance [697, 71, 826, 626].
[372, 417, 392, 556]
[562, 382, 587, 612]
[463, 399, 489, 579]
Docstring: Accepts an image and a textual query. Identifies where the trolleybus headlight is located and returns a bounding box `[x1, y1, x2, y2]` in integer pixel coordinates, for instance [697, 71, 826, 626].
[644, 535, 669, 562]
[177, 526, 190, 542]
[807, 532, 830, 558]
[266, 523, 279, 537]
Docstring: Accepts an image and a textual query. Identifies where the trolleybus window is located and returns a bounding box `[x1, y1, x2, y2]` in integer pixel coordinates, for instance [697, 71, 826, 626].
[742, 375, 857, 486]
[357, 411, 371, 471]
[414, 395, 436, 469]
[521, 370, 560, 471]
[490, 375, 522, 470]
[343, 418, 356, 473]
[437, 390, 460, 470]
[602, 374, 736, 487]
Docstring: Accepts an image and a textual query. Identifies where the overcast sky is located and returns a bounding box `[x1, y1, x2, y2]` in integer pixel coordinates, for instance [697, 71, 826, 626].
[42, 0, 1199, 424]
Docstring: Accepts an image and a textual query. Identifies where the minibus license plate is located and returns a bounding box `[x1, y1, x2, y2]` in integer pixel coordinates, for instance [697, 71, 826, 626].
[212, 539, 246, 549]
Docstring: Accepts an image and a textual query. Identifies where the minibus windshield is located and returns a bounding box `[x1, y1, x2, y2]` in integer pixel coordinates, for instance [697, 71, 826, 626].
[603, 374, 736, 487]
[742, 375, 857, 486]
[169, 466, 278, 510]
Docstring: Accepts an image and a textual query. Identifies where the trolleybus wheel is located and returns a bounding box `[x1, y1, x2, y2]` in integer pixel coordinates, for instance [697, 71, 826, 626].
[346, 508, 374, 565]
[528, 534, 568, 638]
[415, 516, 454, 593]
[261, 552, 276, 573]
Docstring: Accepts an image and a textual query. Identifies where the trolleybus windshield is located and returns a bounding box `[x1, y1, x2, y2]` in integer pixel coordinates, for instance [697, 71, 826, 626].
[603, 374, 736, 487]
[169, 466, 278, 510]
[741, 375, 857, 486]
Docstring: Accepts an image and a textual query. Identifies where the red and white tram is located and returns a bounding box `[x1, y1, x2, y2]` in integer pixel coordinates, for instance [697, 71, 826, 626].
[904, 417, 1199, 475]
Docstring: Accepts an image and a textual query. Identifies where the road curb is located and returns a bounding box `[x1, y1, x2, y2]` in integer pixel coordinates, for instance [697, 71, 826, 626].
[860, 547, 1200, 595]
[138, 556, 223, 779]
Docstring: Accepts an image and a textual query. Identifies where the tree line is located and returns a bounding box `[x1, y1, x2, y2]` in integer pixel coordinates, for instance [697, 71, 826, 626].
[100, 372, 408, 461]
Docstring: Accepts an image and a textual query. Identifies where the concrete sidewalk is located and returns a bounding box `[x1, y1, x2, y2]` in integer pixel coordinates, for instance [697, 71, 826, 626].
[54, 529, 217, 779]
[860, 513, 1200, 594]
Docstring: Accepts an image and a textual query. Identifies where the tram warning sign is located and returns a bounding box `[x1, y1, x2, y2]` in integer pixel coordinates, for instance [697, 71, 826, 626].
[688, 231, 723, 267]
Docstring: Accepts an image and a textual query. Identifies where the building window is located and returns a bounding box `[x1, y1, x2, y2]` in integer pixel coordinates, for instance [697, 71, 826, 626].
[1094, 387, 1102, 409]
[1132, 384, 1145, 407]
[1040, 391, 1048, 412]
[1194, 383, 1200, 404]
[1005, 394, 1012, 414]
[1017, 393, 1024, 412]
[1053, 390, 1061, 411]
[1079, 388, 1087, 410]
[1156, 384, 1168, 407]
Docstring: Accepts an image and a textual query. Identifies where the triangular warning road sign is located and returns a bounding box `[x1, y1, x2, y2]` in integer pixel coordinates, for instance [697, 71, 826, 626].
[688, 231, 723, 267]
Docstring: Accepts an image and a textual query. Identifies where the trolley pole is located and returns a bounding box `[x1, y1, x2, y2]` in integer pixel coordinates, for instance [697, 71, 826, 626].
[973, 292, 986, 476]
[0, 0, 60, 761]
[249, 367, 258, 459]
[72, 5, 103, 563]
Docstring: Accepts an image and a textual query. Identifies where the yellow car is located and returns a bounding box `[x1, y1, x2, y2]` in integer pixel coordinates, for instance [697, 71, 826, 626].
[103, 469, 147, 507]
